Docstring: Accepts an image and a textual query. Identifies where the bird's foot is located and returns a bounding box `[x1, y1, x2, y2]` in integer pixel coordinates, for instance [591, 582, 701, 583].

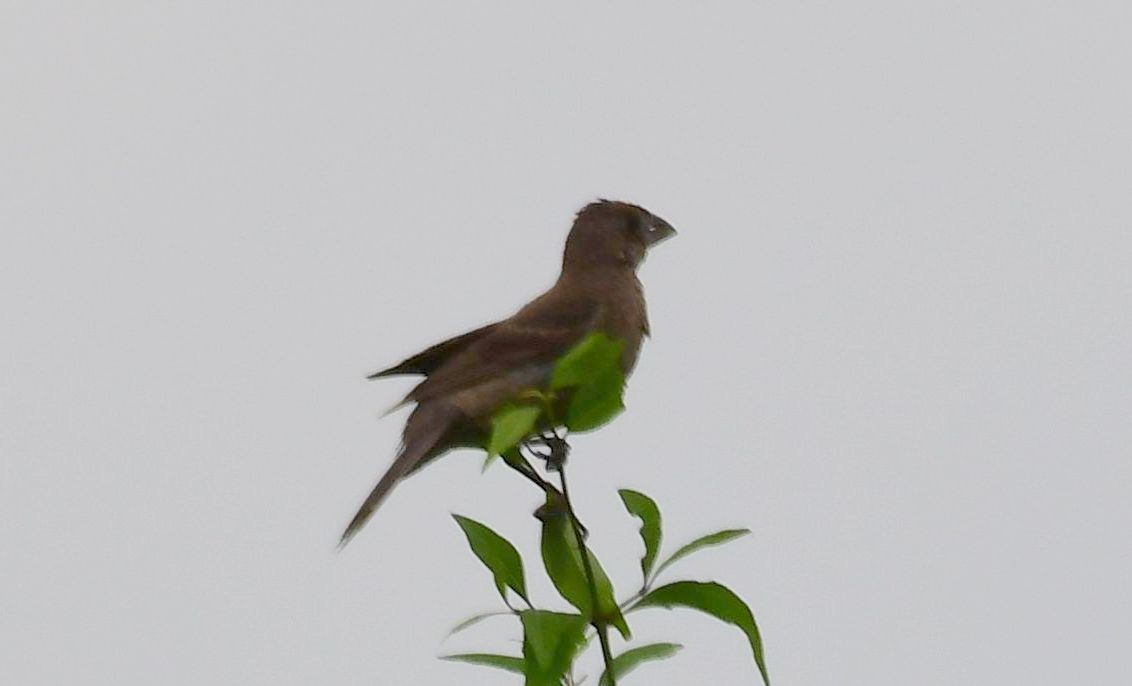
[533, 432, 570, 471]
[523, 432, 570, 471]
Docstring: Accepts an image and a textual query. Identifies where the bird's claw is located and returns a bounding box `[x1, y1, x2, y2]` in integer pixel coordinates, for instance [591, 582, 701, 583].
[541, 432, 570, 471]
[523, 432, 570, 471]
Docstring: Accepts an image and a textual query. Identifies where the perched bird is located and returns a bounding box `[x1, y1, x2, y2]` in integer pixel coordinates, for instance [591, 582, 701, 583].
[341, 200, 675, 545]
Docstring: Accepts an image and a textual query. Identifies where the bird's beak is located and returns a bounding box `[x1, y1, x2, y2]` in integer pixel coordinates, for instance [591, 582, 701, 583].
[646, 217, 677, 247]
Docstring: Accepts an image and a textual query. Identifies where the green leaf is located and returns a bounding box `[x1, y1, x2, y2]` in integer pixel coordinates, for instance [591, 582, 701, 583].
[487, 404, 543, 459]
[652, 529, 750, 580]
[547, 333, 628, 432]
[452, 514, 529, 605]
[564, 364, 625, 432]
[618, 489, 662, 582]
[633, 581, 769, 686]
[599, 643, 683, 686]
[520, 610, 587, 686]
[490, 445, 529, 474]
[539, 495, 630, 639]
[550, 333, 623, 390]
[440, 653, 525, 675]
[445, 610, 512, 639]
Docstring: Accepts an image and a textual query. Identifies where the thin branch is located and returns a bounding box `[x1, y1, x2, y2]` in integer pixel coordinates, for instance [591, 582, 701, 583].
[502, 449, 556, 495]
[552, 439, 617, 686]
[514, 429, 616, 685]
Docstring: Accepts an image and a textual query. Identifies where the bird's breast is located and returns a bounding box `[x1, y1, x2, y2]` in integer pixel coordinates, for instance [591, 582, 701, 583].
[598, 276, 648, 376]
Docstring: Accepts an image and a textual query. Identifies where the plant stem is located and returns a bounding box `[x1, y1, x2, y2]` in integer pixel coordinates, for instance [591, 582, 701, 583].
[557, 459, 617, 686]
[503, 450, 557, 494]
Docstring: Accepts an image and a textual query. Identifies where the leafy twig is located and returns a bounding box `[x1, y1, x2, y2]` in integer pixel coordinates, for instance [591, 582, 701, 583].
[539, 431, 618, 686]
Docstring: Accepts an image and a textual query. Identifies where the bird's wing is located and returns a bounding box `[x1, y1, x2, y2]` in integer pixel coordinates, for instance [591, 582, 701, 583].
[340, 294, 602, 546]
[367, 323, 500, 379]
[405, 294, 603, 406]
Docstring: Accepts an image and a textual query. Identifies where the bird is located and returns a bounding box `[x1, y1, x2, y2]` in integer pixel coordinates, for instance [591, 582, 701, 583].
[340, 200, 676, 546]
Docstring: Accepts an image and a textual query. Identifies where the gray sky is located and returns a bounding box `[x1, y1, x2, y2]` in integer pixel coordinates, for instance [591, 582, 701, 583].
[3, 2, 1130, 684]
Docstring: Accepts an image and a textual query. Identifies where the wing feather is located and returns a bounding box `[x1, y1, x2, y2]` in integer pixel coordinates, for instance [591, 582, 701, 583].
[406, 295, 602, 406]
[367, 323, 500, 379]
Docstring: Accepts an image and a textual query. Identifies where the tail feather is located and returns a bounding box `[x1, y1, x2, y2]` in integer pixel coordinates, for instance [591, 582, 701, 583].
[338, 404, 457, 547]
[338, 445, 421, 548]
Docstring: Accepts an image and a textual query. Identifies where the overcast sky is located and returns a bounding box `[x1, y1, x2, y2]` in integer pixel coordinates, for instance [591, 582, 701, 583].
[3, 2, 1130, 684]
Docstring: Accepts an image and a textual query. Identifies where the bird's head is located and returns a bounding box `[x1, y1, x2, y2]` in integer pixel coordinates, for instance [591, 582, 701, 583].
[562, 199, 676, 273]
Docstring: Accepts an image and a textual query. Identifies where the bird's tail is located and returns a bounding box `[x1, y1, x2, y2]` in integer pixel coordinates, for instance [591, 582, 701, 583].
[338, 404, 457, 548]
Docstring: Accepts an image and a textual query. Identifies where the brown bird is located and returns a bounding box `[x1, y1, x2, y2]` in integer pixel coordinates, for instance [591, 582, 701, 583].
[341, 200, 676, 545]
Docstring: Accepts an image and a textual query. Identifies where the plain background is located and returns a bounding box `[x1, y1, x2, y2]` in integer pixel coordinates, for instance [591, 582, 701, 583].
[3, 2, 1130, 684]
